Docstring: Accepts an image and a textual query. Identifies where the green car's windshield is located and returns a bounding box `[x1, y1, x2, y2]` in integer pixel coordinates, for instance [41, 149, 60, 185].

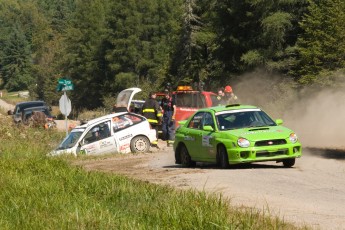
[56, 130, 84, 150]
[216, 110, 276, 130]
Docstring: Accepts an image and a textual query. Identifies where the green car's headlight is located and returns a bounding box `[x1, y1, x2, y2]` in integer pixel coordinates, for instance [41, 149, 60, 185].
[289, 133, 298, 143]
[238, 138, 250, 148]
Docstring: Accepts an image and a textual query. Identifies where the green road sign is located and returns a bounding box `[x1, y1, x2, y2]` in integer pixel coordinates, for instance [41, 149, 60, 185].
[57, 78, 74, 92]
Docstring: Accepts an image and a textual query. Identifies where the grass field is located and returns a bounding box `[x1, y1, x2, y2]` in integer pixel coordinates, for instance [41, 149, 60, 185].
[0, 110, 309, 229]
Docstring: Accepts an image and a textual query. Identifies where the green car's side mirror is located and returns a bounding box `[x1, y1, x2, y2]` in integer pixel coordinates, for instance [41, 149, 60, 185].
[203, 125, 214, 132]
[178, 120, 187, 126]
[275, 119, 283, 125]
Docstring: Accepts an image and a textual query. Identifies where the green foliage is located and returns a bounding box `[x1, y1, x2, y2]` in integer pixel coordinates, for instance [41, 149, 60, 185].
[262, 12, 293, 50]
[295, 0, 345, 84]
[0, 116, 63, 159]
[241, 50, 264, 66]
[212, 0, 307, 80]
[0, 0, 344, 111]
[61, 0, 111, 110]
[105, 0, 182, 93]
[0, 22, 34, 91]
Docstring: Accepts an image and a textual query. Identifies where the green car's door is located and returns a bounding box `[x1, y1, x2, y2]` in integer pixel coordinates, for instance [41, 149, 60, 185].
[199, 112, 217, 161]
[184, 112, 206, 160]
[184, 112, 216, 161]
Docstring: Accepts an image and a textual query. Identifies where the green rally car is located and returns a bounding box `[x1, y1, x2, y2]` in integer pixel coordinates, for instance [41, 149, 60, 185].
[173, 104, 302, 168]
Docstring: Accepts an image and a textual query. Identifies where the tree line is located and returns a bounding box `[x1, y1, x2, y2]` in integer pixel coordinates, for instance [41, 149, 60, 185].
[1, 0, 345, 111]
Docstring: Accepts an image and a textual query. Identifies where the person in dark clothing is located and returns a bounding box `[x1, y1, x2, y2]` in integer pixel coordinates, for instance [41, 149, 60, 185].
[142, 92, 162, 146]
[216, 88, 226, 105]
[161, 90, 176, 147]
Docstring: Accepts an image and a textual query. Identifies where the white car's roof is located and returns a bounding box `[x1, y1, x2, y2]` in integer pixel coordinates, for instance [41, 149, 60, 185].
[78, 112, 128, 128]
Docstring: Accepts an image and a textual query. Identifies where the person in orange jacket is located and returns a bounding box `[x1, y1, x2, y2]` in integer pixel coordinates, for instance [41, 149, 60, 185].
[224, 85, 238, 104]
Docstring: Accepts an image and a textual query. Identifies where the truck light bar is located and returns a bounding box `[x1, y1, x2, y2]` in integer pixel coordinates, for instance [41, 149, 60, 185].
[177, 86, 193, 91]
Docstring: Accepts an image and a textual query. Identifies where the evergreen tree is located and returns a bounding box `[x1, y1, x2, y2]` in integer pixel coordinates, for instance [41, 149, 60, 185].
[295, 0, 345, 84]
[0, 1, 36, 91]
[170, 0, 201, 85]
[0, 22, 34, 91]
[106, 0, 183, 94]
[212, 0, 307, 79]
[31, 0, 76, 104]
[62, 0, 111, 110]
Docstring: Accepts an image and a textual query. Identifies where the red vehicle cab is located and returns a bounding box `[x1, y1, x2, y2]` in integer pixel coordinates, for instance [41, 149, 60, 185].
[158, 85, 218, 126]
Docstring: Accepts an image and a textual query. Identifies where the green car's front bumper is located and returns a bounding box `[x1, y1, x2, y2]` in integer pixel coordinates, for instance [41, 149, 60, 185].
[226, 143, 302, 164]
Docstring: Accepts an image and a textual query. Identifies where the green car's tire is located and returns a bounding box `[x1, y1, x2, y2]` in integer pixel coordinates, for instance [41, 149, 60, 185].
[282, 158, 295, 168]
[217, 145, 229, 169]
[130, 136, 150, 153]
[180, 145, 196, 167]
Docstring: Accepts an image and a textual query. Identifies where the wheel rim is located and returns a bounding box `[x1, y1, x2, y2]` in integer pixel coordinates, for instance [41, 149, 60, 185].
[133, 137, 148, 152]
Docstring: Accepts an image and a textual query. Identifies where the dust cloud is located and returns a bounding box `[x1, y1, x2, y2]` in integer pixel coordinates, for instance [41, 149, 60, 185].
[231, 70, 345, 149]
[285, 89, 345, 149]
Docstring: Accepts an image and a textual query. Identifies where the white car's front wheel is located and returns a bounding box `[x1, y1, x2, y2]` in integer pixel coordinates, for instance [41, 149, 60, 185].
[130, 136, 150, 153]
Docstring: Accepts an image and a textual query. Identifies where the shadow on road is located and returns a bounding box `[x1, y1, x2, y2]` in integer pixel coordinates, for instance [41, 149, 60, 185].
[303, 147, 345, 160]
[162, 147, 345, 171]
[164, 162, 288, 170]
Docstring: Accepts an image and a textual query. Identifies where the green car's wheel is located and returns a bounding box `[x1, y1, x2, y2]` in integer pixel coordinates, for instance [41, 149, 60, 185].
[282, 158, 295, 168]
[130, 136, 150, 153]
[180, 145, 195, 167]
[217, 145, 229, 169]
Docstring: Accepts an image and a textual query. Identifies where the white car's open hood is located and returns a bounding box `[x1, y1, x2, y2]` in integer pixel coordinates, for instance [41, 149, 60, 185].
[116, 87, 142, 111]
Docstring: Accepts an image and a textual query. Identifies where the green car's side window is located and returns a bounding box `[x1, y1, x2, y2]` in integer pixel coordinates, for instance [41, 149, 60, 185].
[188, 112, 204, 129]
[202, 112, 215, 129]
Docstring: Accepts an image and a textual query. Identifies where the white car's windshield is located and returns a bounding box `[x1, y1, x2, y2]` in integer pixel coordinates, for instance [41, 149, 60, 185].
[216, 110, 276, 130]
[57, 130, 84, 150]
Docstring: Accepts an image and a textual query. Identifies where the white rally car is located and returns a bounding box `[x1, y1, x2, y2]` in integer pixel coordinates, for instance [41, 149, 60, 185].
[50, 88, 156, 156]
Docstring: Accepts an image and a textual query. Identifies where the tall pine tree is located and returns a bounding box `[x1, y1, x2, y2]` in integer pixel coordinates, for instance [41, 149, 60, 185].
[296, 0, 345, 85]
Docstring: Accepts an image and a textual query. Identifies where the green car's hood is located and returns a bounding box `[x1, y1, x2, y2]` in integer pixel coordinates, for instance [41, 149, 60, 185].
[229, 126, 293, 140]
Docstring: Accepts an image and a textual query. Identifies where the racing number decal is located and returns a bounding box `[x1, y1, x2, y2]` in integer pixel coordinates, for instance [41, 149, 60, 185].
[84, 144, 97, 154]
[202, 135, 213, 147]
[99, 139, 113, 149]
[184, 136, 195, 141]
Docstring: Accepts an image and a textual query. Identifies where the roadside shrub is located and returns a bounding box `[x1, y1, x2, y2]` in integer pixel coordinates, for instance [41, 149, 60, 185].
[0, 115, 63, 159]
[76, 108, 108, 122]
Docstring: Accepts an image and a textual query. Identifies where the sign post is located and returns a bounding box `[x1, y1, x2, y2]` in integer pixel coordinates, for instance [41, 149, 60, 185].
[57, 78, 74, 136]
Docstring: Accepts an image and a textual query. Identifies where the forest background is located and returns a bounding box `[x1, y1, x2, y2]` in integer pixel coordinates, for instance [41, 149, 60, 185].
[1, 0, 345, 114]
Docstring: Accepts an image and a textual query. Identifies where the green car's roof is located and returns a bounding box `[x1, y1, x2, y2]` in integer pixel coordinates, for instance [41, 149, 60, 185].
[199, 104, 259, 113]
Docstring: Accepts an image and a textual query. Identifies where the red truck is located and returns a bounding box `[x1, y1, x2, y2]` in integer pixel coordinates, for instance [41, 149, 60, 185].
[157, 85, 218, 126]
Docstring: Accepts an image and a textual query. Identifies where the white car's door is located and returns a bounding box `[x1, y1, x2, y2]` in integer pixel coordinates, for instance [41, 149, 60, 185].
[113, 127, 134, 153]
[80, 120, 117, 155]
[111, 113, 146, 153]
